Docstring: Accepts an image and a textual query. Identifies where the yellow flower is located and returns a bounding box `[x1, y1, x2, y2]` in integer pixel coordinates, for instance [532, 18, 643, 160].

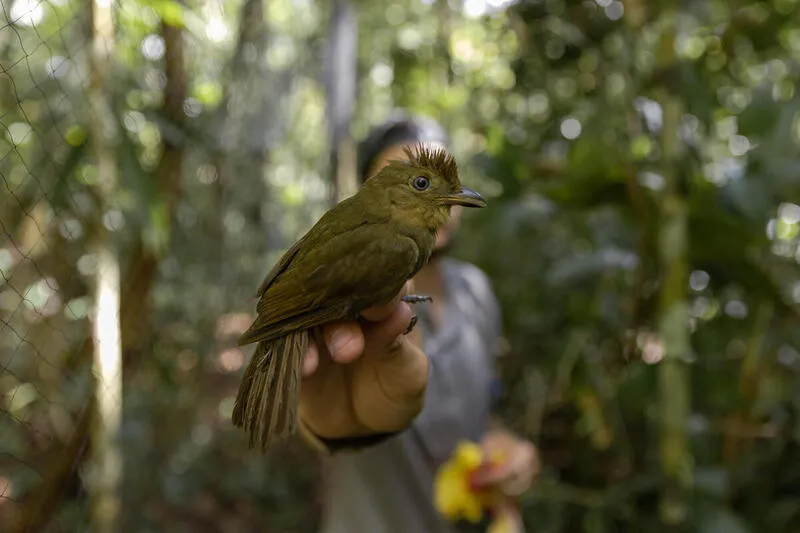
[434, 441, 485, 523]
[487, 504, 519, 533]
[433, 440, 508, 524]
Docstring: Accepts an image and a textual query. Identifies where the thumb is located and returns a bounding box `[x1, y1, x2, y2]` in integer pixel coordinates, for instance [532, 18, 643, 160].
[361, 300, 414, 353]
[352, 335, 429, 433]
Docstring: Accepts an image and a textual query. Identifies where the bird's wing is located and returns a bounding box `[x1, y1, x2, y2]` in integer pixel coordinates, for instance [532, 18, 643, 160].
[251, 194, 376, 299]
[252, 237, 306, 300]
[238, 224, 420, 345]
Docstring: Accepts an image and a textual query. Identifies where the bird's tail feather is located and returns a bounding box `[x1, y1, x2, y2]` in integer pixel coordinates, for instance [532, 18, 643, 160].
[232, 330, 308, 451]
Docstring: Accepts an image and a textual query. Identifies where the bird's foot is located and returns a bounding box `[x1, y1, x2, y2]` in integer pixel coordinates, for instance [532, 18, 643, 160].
[404, 315, 418, 335]
[402, 294, 433, 305]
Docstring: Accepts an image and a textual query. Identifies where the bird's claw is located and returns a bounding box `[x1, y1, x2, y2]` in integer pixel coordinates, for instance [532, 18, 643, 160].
[402, 294, 433, 305]
[404, 314, 418, 335]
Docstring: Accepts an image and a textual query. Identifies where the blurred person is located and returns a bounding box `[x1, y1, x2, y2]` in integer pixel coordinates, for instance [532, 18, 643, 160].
[297, 111, 539, 533]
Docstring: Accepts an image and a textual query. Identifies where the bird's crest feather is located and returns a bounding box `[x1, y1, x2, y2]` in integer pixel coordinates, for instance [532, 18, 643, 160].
[401, 143, 460, 188]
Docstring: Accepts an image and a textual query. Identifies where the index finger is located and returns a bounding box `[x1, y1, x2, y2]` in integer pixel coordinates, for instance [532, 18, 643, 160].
[470, 461, 514, 488]
[302, 341, 319, 377]
[360, 280, 413, 322]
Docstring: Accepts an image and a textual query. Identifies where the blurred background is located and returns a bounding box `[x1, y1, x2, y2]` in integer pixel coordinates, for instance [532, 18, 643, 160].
[2, 0, 800, 531]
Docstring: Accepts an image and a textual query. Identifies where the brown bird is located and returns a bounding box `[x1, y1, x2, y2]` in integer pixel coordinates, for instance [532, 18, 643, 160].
[232, 143, 486, 451]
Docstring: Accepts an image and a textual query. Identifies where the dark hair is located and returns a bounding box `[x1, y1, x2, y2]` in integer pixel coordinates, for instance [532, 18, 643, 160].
[357, 110, 450, 184]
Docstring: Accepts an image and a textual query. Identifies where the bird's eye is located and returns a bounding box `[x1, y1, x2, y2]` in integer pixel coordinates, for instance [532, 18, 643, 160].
[412, 176, 431, 191]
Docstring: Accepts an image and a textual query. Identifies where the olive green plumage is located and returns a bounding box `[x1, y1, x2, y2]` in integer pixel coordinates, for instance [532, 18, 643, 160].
[232, 143, 486, 451]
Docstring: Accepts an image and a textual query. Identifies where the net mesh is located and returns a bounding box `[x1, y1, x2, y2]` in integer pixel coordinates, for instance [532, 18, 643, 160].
[1, 0, 323, 530]
[1, 0, 102, 529]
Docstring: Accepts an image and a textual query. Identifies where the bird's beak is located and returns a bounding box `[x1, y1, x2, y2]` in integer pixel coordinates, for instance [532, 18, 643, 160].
[439, 187, 487, 208]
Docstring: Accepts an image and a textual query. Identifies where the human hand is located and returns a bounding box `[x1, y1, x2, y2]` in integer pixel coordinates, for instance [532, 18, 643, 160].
[471, 430, 540, 496]
[298, 280, 429, 440]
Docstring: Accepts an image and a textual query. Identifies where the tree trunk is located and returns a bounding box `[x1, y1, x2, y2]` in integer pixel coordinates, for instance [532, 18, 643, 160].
[325, 0, 358, 205]
[84, 0, 123, 531]
[654, 7, 692, 526]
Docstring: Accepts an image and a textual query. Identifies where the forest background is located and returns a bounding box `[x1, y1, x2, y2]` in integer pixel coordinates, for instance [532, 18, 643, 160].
[2, 0, 800, 531]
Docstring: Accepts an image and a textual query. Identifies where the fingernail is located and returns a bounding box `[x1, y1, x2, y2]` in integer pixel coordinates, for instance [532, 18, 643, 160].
[327, 328, 351, 355]
[404, 315, 418, 335]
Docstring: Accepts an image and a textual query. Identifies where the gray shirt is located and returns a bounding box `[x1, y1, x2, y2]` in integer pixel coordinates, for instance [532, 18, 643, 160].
[319, 258, 503, 533]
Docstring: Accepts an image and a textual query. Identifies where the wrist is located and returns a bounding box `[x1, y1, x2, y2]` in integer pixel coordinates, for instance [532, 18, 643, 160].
[298, 417, 400, 455]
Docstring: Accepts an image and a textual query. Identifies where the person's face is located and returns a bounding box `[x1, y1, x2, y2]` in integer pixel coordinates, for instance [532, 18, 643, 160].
[367, 142, 462, 250]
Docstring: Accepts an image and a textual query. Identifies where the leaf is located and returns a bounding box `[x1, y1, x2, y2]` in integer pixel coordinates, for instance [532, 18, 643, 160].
[143, 200, 171, 256]
[546, 247, 638, 286]
[64, 125, 87, 147]
[695, 501, 751, 533]
[694, 467, 730, 498]
[193, 81, 223, 107]
[149, 0, 186, 28]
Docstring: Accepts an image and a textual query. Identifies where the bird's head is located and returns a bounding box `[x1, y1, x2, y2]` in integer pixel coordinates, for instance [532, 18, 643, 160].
[364, 143, 486, 230]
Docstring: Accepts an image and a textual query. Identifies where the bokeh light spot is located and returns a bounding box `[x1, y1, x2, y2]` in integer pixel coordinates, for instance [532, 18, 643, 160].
[560, 117, 582, 140]
[690, 270, 710, 292]
[217, 348, 245, 373]
[10, 0, 43, 26]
